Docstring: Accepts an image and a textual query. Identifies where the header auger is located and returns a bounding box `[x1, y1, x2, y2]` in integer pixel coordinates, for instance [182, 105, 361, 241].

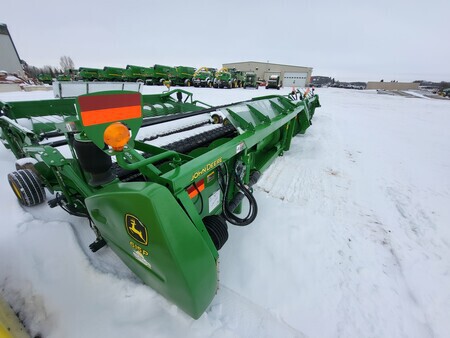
[0, 89, 320, 318]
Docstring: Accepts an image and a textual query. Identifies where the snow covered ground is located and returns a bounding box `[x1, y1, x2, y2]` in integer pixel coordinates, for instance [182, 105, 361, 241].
[0, 86, 449, 338]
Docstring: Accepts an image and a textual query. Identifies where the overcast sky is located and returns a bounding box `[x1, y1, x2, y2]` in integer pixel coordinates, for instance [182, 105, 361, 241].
[2, 0, 449, 82]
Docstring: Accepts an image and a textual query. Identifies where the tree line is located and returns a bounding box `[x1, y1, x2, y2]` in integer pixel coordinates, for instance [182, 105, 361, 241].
[21, 56, 75, 79]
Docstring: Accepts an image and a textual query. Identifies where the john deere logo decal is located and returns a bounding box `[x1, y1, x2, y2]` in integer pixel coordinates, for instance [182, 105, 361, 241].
[125, 214, 148, 245]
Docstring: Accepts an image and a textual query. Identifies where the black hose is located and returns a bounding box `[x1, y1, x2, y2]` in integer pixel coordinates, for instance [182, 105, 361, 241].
[220, 163, 258, 226]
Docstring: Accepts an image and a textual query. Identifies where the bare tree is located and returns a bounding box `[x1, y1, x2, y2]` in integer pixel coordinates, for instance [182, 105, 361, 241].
[59, 56, 75, 71]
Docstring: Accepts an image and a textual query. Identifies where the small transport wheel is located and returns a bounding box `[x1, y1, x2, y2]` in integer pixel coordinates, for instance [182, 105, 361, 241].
[8, 169, 45, 207]
[211, 114, 223, 124]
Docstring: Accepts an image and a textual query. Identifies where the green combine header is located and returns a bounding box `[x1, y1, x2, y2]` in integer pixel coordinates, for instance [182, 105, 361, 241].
[0, 89, 320, 318]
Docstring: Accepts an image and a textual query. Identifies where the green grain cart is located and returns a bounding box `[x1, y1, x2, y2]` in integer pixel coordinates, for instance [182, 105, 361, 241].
[170, 66, 196, 86]
[78, 67, 102, 81]
[153, 64, 176, 85]
[0, 89, 320, 319]
[98, 67, 126, 82]
[123, 65, 155, 84]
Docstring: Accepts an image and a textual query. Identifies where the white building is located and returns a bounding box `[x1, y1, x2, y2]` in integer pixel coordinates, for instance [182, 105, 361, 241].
[0, 23, 24, 77]
[223, 61, 313, 87]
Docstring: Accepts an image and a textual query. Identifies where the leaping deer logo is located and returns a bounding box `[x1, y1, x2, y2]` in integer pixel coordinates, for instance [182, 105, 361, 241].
[125, 214, 148, 245]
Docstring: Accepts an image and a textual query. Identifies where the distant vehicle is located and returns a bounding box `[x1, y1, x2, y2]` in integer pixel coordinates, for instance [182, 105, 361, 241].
[37, 74, 52, 84]
[351, 85, 365, 90]
[257, 80, 266, 87]
[78, 67, 102, 81]
[57, 69, 77, 82]
[419, 85, 440, 93]
[439, 88, 450, 97]
[153, 64, 176, 85]
[213, 68, 244, 89]
[192, 67, 216, 87]
[265, 75, 281, 90]
[169, 66, 196, 86]
[57, 74, 71, 81]
[98, 67, 126, 82]
[243, 72, 258, 89]
[123, 65, 154, 84]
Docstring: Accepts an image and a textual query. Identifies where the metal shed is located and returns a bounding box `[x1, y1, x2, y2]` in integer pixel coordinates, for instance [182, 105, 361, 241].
[223, 61, 313, 87]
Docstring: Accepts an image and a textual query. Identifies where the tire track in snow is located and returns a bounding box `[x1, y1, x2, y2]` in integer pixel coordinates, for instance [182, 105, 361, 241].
[209, 285, 306, 338]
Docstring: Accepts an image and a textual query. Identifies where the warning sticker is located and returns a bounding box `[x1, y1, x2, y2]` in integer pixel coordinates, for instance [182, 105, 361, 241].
[209, 190, 221, 213]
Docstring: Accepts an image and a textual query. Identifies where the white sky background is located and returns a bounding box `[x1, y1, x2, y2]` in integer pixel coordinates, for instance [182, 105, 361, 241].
[1, 0, 449, 82]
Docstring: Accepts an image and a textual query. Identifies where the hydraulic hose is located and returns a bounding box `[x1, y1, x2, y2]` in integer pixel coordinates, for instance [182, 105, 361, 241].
[220, 163, 259, 226]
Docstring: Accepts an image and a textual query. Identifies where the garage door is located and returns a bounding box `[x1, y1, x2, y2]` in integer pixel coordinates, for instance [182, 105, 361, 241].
[283, 72, 307, 87]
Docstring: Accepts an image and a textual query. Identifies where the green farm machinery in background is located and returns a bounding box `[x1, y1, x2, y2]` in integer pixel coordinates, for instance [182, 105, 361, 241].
[37, 73, 52, 84]
[0, 88, 320, 319]
[213, 68, 244, 89]
[243, 72, 259, 89]
[233, 69, 245, 87]
[98, 67, 126, 82]
[57, 69, 78, 82]
[152, 64, 176, 85]
[78, 67, 102, 81]
[123, 65, 155, 84]
[169, 66, 196, 86]
[266, 74, 282, 89]
[192, 67, 216, 87]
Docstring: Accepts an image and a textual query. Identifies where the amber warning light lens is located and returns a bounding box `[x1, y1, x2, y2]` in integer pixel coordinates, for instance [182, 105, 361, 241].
[104, 122, 130, 151]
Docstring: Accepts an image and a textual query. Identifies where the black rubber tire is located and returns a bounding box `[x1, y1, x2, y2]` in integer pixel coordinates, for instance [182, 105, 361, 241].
[8, 169, 45, 207]
[203, 215, 228, 250]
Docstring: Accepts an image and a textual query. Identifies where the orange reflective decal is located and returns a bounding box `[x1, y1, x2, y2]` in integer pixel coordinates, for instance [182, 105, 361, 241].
[187, 179, 205, 199]
[78, 93, 142, 126]
[81, 105, 141, 126]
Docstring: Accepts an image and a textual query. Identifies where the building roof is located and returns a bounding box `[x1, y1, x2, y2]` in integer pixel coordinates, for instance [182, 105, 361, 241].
[224, 61, 312, 70]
